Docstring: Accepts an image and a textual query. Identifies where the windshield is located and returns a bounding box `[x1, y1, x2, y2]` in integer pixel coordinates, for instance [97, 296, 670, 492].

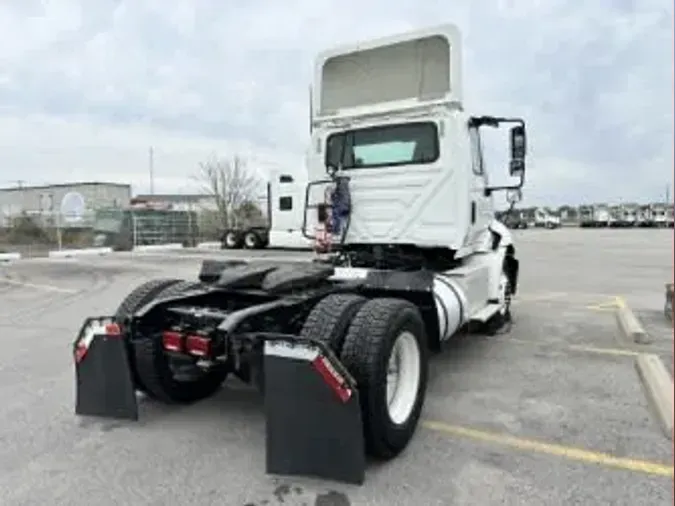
[325, 121, 439, 169]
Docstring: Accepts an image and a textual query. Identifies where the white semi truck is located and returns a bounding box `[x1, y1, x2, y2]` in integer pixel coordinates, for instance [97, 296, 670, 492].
[652, 203, 668, 227]
[533, 207, 560, 229]
[74, 24, 528, 485]
[617, 203, 638, 227]
[578, 205, 594, 227]
[579, 204, 609, 227]
[220, 171, 313, 250]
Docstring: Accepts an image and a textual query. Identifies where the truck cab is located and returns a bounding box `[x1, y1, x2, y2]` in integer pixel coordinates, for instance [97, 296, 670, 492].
[304, 24, 525, 262]
[266, 170, 312, 248]
[534, 207, 560, 229]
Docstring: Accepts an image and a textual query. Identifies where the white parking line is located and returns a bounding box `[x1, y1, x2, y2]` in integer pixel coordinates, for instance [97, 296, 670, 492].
[0, 277, 78, 293]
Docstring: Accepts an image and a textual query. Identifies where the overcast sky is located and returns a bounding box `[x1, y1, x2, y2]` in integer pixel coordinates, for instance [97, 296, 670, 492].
[0, 0, 672, 206]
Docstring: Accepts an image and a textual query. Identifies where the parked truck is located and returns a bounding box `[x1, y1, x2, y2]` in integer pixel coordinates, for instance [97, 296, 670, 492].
[578, 205, 594, 227]
[652, 203, 668, 228]
[220, 171, 313, 250]
[592, 204, 610, 227]
[72, 24, 527, 485]
[616, 203, 638, 227]
[636, 204, 653, 227]
[499, 209, 529, 229]
[533, 207, 560, 229]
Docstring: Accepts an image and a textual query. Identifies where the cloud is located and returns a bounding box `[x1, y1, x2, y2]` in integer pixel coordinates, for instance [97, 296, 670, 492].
[0, 0, 672, 205]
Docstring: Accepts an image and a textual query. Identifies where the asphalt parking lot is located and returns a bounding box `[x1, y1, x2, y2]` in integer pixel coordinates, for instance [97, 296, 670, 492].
[0, 228, 672, 506]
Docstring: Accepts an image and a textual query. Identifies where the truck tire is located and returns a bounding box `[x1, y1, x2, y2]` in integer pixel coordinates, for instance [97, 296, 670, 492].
[222, 230, 243, 249]
[114, 278, 182, 325]
[113, 278, 184, 392]
[243, 229, 263, 250]
[339, 298, 429, 460]
[300, 294, 368, 354]
[133, 280, 229, 404]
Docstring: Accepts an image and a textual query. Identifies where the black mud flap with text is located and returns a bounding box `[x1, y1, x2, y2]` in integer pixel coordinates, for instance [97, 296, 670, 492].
[73, 317, 139, 421]
[263, 337, 365, 485]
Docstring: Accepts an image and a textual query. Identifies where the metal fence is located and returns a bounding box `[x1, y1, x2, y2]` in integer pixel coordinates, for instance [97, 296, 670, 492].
[91, 207, 208, 249]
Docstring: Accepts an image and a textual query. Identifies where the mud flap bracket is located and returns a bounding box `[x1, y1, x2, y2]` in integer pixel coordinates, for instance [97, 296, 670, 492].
[263, 337, 365, 485]
[73, 317, 139, 421]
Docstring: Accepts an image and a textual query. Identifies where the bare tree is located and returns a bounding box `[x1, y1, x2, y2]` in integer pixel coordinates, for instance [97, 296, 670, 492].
[196, 155, 262, 228]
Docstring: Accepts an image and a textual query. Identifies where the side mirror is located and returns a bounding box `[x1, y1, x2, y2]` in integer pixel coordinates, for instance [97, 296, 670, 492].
[510, 125, 526, 160]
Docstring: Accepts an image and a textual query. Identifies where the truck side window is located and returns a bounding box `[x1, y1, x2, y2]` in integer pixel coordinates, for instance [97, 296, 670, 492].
[279, 196, 293, 211]
[279, 175, 294, 183]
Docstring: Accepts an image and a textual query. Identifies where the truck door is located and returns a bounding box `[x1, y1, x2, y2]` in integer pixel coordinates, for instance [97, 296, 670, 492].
[466, 124, 493, 245]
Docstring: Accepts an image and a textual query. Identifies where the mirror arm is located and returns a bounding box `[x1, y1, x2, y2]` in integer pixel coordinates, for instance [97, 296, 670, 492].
[484, 172, 525, 196]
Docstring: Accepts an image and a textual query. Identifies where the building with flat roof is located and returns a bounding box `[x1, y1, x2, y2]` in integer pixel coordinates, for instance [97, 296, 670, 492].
[0, 182, 131, 228]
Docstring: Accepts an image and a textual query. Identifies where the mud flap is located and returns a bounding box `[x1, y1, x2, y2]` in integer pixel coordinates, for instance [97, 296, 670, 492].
[263, 338, 365, 485]
[73, 317, 139, 421]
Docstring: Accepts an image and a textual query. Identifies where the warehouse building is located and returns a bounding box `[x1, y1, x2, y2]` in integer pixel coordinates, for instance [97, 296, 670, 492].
[0, 181, 131, 228]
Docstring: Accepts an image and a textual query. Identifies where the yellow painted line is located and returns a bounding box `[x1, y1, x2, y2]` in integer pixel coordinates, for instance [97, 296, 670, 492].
[615, 295, 628, 309]
[422, 420, 674, 477]
[565, 343, 640, 357]
[586, 295, 624, 311]
[0, 278, 78, 293]
[507, 338, 640, 357]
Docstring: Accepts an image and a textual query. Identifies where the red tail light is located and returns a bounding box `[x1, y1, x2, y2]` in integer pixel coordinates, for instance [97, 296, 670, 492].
[312, 355, 352, 403]
[185, 335, 211, 357]
[162, 331, 183, 352]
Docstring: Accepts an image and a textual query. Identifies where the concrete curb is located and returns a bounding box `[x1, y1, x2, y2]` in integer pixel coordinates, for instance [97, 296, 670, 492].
[132, 243, 184, 252]
[0, 252, 22, 261]
[635, 353, 674, 440]
[615, 298, 650, 344]
[47, 247, 113, 259]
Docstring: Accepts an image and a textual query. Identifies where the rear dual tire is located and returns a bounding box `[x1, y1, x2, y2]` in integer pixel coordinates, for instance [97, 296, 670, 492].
[222, 230, 243, 249]
[243, 230, 264, 250]
[301, 295, 429, 460]
[114, 279, 228, 404]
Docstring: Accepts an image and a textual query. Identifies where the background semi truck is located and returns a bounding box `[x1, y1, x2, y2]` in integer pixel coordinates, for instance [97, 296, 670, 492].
[533, 207, 560, 229]
[220, 171, 312, 250]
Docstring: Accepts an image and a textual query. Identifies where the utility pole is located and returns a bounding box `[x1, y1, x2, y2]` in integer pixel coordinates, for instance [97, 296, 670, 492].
[149, 146, 155, 195]
[12, 180, 26, 213]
